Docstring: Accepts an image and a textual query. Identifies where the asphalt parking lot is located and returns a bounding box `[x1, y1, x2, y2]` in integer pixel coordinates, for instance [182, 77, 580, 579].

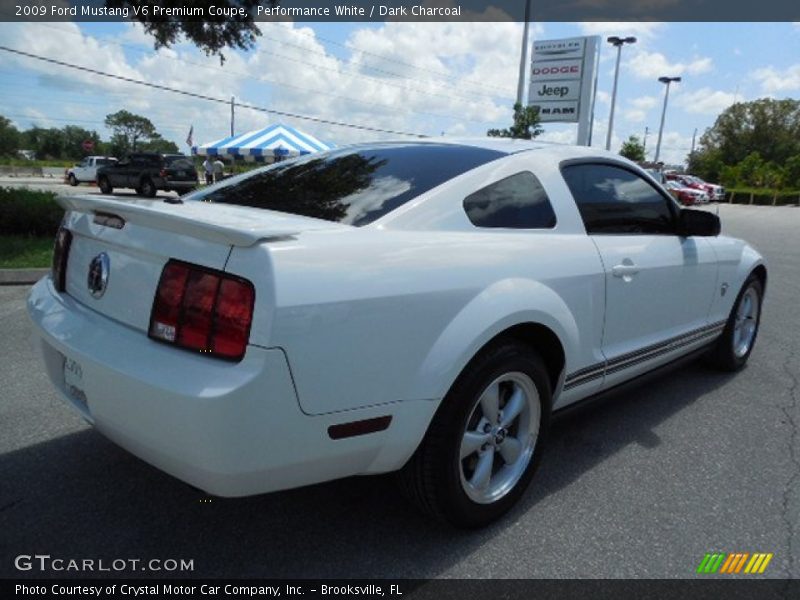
[0, 204, 797, 579]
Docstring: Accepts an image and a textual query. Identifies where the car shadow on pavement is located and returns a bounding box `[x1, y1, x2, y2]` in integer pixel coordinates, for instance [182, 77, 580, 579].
[0, 361, 736, 579]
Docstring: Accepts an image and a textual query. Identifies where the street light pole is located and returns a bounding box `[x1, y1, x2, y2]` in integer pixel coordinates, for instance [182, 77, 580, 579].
[605, 36, 637, 151]
[654, 76, 681, 163]
[515, 0, 532, 108]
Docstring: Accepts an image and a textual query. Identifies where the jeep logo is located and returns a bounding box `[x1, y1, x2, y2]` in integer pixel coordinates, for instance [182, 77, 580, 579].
[535, 84, 570, 98]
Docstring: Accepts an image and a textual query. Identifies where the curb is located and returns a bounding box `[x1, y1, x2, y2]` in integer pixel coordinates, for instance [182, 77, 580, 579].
[0, 268, 49, 285]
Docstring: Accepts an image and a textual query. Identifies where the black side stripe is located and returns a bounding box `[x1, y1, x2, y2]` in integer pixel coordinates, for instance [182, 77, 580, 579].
[563, 320, 726, 391]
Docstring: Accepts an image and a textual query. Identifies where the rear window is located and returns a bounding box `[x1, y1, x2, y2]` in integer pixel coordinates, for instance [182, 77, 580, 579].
[167, 158, 194, 170]
[96, 158, 115, 166]
[183, 143, 505, 226]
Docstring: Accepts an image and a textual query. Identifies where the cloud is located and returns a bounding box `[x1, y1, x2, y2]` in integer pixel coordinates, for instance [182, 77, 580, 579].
[622, 109, 648, 123]
[752, 65, 800, 94]
[631, 95, 658, 110]
[0, 21, 536, 149]
[650, 130, 694, 166]
[246, 21, 529, 142]
[595, 90, 611, 105]
[626, 51, 713, 79]
[674, 88, 737, 114]
[620, 96, 658, 123]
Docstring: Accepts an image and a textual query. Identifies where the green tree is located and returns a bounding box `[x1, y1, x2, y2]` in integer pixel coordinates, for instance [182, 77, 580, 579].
[107, 0, 279, 61]
[694, 98, 800, 170]
[719, 164, 740, 188]
[737, 152, 764, 187]
[61, 126, 102, 161]
[688, 146, 724, 183]
[0, 116, 20, 157]
[784, 155, 800, 189]
[21, 127, 65, 160]
[104, 110, 157, 155]
[619, 135, 646, 162]
[139, 134, 179, 154]
[487, 103, 543, 140]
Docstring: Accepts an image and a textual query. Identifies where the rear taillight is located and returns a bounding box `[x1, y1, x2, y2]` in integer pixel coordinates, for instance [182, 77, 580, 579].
[149, 260, 255, 361]
[52, 227, 72, 292]
[160, 168, 168, 178]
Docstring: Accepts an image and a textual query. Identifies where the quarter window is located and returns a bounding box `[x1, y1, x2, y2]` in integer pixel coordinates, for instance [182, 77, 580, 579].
[463, 172, 556, 229]
[561, 163, 676, 234]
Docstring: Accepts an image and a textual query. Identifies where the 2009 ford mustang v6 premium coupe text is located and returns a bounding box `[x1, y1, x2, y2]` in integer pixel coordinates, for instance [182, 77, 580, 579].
[28, 139, 766, 527]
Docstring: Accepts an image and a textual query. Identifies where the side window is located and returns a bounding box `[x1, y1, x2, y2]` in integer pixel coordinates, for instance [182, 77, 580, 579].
[463, 171, 557, 229]
[561, 163, 676, 235]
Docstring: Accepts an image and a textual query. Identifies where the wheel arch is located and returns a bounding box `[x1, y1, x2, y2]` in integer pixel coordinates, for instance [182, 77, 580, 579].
[408, 278, 578, 412]
[487, 322, 566, 397]
[375, 280, 578, 475]
[751, 263, 767, 294]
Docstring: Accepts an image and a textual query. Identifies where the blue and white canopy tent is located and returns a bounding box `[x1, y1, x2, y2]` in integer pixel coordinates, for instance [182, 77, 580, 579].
[191, 124, 334, 162]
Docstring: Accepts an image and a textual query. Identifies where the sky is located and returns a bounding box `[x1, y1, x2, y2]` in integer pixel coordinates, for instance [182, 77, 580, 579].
[0, 20, 799, 166]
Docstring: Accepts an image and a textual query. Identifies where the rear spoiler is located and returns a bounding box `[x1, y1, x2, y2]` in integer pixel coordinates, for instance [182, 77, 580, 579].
[56, 194, 327, 247]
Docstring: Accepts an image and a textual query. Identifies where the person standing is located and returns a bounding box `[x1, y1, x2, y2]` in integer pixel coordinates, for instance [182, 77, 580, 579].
[213, 158, 225, 182]
[202, 157, 214, 185]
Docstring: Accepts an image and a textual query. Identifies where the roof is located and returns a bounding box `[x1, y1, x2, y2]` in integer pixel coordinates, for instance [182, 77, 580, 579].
[331, 136, 627, 161]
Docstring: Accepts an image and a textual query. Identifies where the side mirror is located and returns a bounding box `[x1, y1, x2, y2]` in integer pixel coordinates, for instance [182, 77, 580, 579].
[678, 208, 720, 237]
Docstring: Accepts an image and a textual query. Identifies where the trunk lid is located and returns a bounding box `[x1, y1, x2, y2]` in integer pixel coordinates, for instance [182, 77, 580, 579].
[58, 194, 345, 332]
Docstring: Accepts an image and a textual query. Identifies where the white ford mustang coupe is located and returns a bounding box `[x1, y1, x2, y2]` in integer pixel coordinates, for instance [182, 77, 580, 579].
[28, 139, 766, 527]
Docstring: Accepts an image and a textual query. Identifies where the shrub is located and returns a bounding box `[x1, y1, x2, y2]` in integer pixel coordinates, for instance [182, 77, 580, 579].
[728, 189, 800, 206]
[0, 187, 64, 236]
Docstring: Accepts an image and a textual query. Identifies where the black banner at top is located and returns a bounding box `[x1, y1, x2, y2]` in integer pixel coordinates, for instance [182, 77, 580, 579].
[1, 0, 799, 22]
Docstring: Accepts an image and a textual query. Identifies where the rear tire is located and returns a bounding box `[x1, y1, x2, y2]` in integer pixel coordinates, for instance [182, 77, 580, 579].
[140, 178, 156, 198]
[706, 275, 763, 371]
[98, 176, 112, 194]
[399, 341, 551, 528]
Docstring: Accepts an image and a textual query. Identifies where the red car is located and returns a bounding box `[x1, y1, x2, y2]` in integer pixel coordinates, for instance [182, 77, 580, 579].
[665, 180, 708, 205]
[665, 173, 722, 201]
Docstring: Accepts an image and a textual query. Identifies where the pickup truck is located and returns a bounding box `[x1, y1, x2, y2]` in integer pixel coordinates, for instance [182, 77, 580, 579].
[65, 156, 117, 186]
[96, 153, 198, 197]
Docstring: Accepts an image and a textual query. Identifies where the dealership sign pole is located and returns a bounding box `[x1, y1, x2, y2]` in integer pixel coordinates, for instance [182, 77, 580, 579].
[528, 36, 600, 146]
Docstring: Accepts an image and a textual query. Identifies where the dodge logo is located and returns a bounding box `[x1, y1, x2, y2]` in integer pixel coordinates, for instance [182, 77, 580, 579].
[87, 252, 110, 299]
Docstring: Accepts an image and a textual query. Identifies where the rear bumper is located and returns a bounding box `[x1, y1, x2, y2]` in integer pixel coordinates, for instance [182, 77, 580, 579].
[161, 179, 197, 190]
[27, 277, 431, 496]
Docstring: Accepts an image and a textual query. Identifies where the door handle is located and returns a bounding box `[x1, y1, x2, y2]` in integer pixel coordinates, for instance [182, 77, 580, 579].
[612, 264, 640, 278]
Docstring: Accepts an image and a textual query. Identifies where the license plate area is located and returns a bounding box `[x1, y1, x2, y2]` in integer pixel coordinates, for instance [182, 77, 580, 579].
[62, 354, 89, 411]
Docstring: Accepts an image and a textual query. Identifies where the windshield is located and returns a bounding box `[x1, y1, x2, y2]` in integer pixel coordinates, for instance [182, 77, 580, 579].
[183, 143, 505, 226]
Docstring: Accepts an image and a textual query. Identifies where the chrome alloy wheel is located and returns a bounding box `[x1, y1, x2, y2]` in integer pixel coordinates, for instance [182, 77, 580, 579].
[458, 372, 540, 505]
[733, 286, 760, 358]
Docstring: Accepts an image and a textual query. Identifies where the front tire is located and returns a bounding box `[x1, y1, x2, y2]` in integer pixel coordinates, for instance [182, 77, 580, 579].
[399, 341, 551, 528]
[68, 174, 78, 186]
[706, 275, 763, 371]
[98, 176, 112, 194]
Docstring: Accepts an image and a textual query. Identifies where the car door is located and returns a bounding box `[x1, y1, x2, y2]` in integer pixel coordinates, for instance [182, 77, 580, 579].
[561, 161, 719, 388]
[128, 155, 153, 189]
[108, 157, 130, 188]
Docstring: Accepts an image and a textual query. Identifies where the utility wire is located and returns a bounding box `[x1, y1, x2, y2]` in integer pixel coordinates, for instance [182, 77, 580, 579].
[17, 22, 499, 126]
[256, 32, 514, 101]
[0, 46, 428, 138]
[261, 22, 515, 97]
